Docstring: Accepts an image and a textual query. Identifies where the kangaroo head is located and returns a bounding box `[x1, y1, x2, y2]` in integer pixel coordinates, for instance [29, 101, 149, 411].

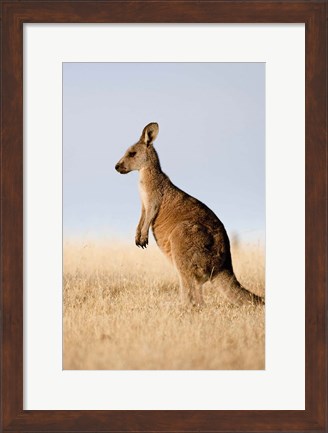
[115, 122, 159, 174]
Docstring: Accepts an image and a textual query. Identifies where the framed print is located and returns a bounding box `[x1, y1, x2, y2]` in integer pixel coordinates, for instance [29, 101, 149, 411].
[1, 1, 326, 432]
[25, 24, 304, 411]
[62, 61, 266, 372]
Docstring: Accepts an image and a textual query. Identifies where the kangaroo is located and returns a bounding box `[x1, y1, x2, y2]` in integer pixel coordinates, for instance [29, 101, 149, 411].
[115, 122, 264, 306]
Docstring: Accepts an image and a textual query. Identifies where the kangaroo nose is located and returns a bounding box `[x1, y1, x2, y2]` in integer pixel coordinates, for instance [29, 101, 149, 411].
[115, 163, 120, 171]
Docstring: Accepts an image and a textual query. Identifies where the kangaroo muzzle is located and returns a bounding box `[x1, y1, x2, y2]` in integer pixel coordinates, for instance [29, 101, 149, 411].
[115, 161, 128, 174]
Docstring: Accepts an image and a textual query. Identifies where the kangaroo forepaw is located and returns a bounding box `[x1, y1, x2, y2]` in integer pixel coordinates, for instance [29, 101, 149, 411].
[135, 234, 148, 249]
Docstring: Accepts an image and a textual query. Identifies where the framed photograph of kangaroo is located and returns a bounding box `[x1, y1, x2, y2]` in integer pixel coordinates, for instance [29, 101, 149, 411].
[1, 1, 327, 433]
[63, 62, 265, 371]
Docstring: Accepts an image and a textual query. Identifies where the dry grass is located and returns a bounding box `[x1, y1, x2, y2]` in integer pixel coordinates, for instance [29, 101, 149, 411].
[63, 239, 265, 370]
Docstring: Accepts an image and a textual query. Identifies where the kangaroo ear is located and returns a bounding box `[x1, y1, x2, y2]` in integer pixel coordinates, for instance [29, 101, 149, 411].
[141, 122, 159, 146]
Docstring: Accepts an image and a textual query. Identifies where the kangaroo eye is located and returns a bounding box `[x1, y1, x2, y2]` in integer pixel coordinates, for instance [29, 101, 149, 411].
[129, 152, 136, 158]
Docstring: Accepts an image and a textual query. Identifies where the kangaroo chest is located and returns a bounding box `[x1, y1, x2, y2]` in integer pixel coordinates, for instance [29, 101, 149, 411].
[138, 172, 174, 260]
[138, 170, 160, 208]
[138, 180, 150, 208]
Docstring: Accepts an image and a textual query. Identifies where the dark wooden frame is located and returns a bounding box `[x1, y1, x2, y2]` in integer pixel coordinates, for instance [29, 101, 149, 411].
[1, 1, 327, 432]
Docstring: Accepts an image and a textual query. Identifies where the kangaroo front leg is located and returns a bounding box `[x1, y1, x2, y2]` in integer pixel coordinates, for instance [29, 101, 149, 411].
[135, 205, 146, 247]
[135, 203, 158, 249]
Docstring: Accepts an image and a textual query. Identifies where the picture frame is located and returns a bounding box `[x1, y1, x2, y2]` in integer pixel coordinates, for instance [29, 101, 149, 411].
[1, 1, 326, 432]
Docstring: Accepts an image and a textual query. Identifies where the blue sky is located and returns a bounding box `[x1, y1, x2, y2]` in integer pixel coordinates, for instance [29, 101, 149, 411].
[63, 62, 265, 242]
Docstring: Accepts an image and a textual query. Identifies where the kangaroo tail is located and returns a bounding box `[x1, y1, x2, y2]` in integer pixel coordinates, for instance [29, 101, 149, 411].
[212, 270, 265, 306]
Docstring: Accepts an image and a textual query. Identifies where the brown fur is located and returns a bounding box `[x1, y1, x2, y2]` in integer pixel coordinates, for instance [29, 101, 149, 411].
[115, 122, 264, 306]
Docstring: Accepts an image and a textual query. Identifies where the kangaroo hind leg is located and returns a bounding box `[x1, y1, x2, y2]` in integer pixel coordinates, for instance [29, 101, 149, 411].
[170, 223, 208, 307]
[177, 272, 204, 307]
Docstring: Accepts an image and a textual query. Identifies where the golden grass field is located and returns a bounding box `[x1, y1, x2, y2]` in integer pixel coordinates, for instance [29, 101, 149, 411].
[63, 239, 265, 370]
